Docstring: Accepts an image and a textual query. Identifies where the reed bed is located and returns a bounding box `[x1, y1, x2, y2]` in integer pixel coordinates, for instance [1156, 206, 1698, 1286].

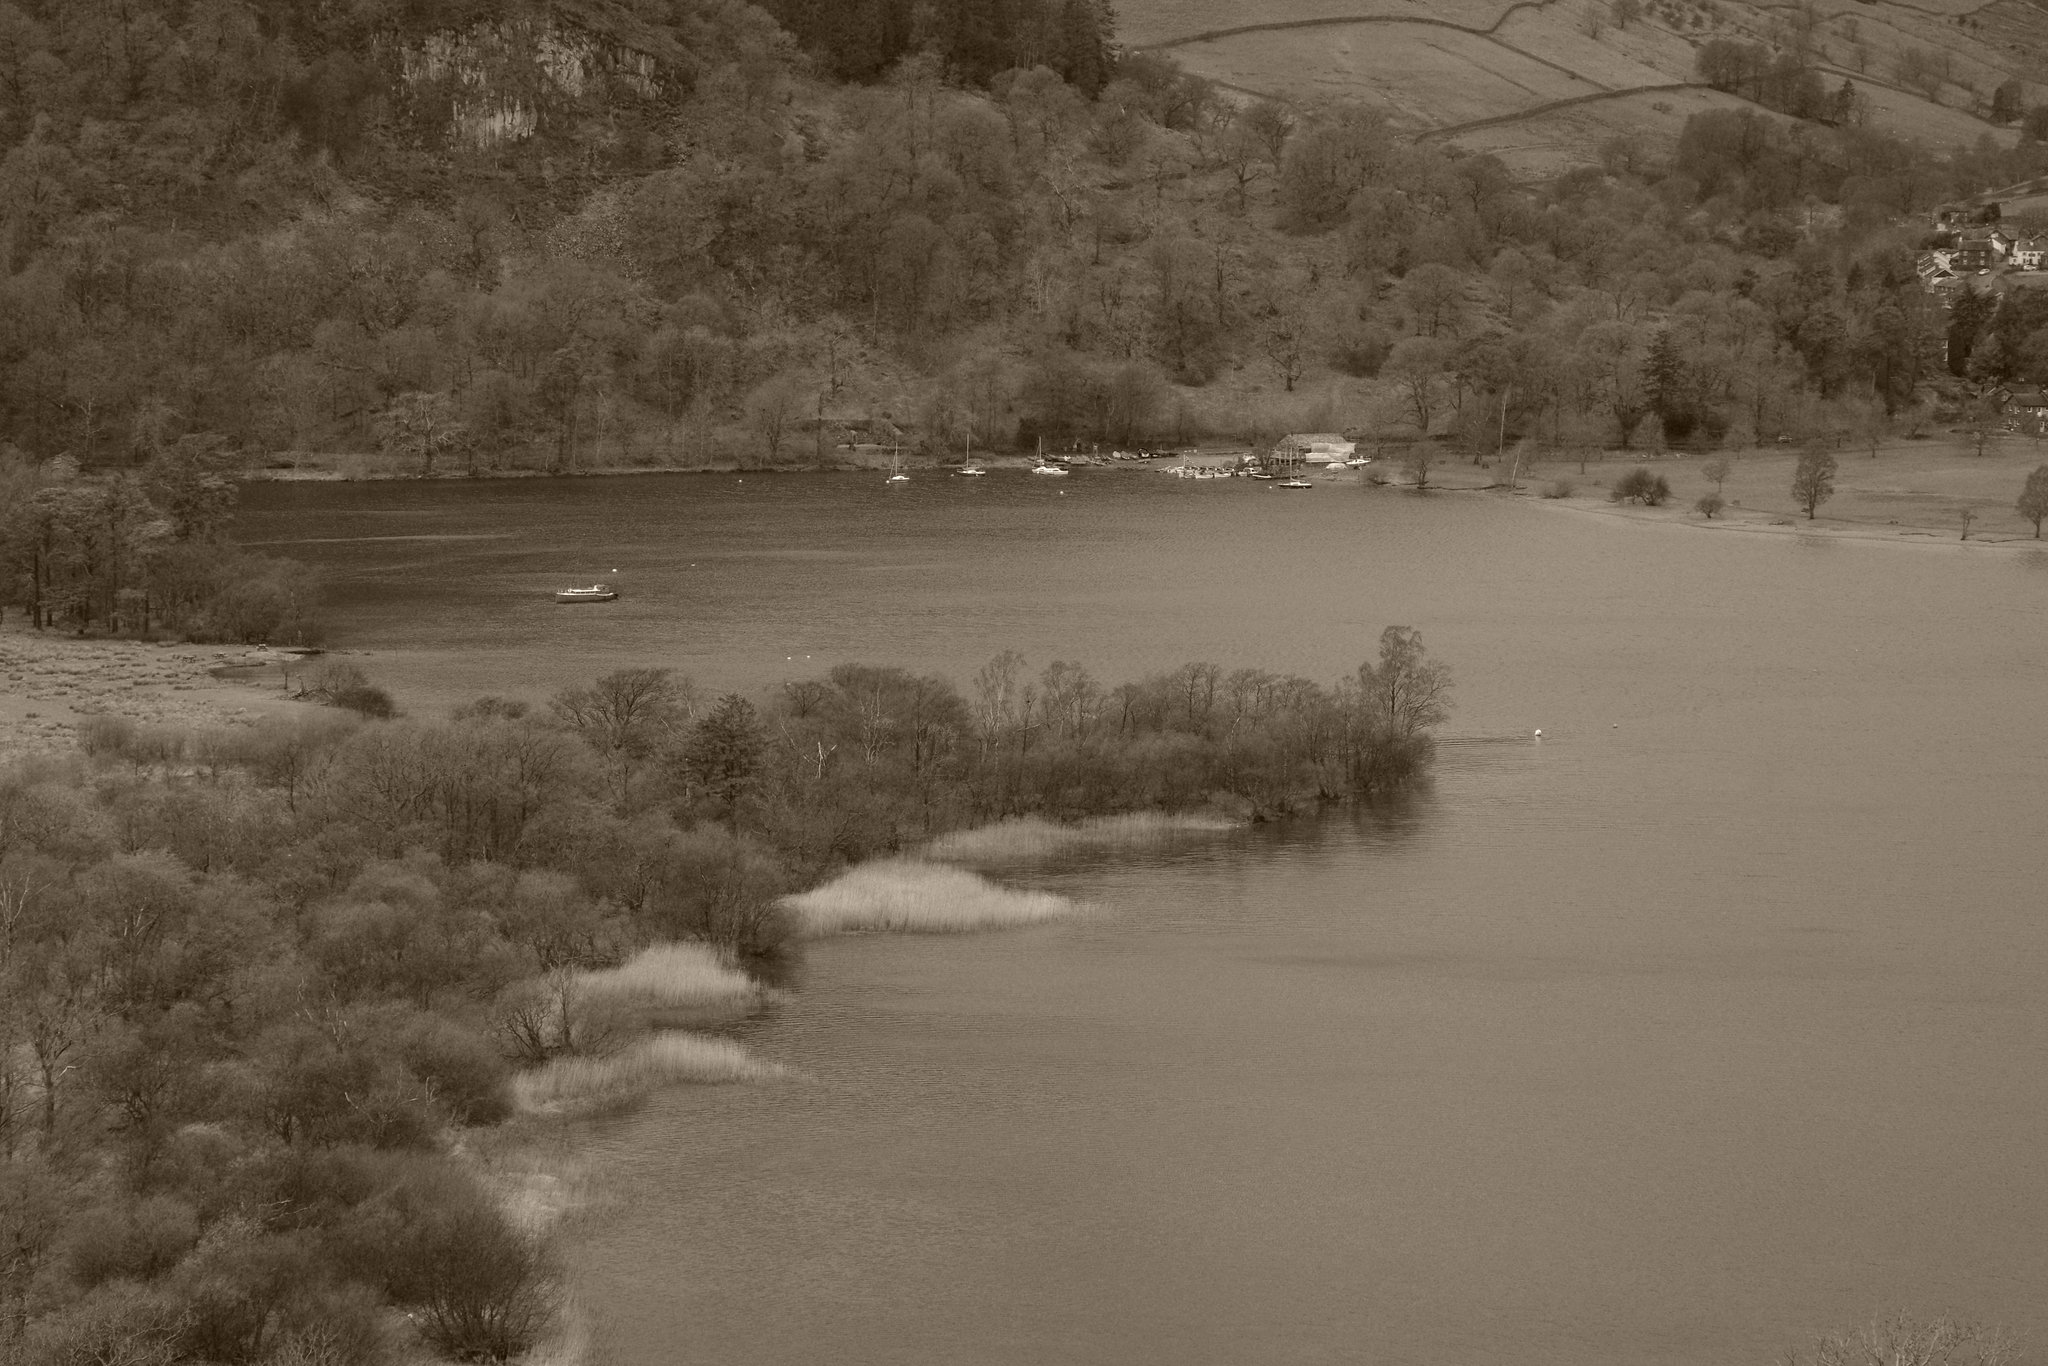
[574, 943, 760, 1014]
[783, 859, 1076, 936]
[513, 1033, 782, 1116]
[924, 812, 1239, 862]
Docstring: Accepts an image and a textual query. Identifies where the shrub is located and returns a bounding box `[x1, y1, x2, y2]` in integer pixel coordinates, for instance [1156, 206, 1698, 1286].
[76, 714, 138, 757]
[18, 1281, 188, 1366]
[1610, 467, 1671, 505]
[164, 1217, 325, 1364]
[1542, 478, 1575, 499]
[76, 715, 188, 766]
[393, 1016, 513, 1127]
[63, 1195, 201, 1288]
[336, 1162, 555, 1363]
[639, 825, 794, 960]
[1695, 493, 1725, 518]
[299, 662, 397, 720]
[450, 696, 530, 722]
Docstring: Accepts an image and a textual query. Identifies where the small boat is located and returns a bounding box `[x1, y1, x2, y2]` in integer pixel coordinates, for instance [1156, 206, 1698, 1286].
[887, 447, 910, 483]
[957, 466, 986, 476]
[555, 584, 619, 603]
[1251, 472, 1275, 480]
[958, 433, 986, 476]
[1278, 478, 1314, 490]
[1031, 461, 1068, 477]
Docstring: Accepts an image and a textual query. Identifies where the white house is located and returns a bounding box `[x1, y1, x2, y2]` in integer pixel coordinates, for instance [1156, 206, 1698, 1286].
[1279, 433, 1357, 464]
[2010, 238, 2046, 271]
[1917, 248, 1956, 282]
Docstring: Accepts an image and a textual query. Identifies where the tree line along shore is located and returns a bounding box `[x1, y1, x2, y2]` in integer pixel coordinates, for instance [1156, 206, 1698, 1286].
[0, 617, 1451, 1365]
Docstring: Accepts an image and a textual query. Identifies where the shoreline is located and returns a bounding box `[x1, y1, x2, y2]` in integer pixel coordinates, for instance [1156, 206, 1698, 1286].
[1513, 486, 2048, 551]
[239, 439, 2048, 549]
[241, 452, 1121, 483]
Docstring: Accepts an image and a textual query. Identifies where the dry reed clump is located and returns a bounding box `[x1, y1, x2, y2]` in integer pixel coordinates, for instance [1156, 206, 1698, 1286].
[782, 859, 1076, 936]
[573, 943, 760, 1015]
[512, 1033, 782, 1117]
[923, 812, 1239, 862]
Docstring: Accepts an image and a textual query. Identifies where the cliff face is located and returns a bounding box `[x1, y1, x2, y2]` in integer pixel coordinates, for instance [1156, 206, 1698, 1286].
[397, 18, 667, 146]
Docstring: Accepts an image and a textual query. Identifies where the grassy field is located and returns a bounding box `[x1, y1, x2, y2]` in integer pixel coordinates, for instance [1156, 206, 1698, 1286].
[1518, 439, 2048, 545]
[1491, 8, 1695, 86]
[1176, 25, 1601, 127]
[0, 627, 314, 764]
[1131, 0, 2024, 166]
[1446, 86, 1751, 178]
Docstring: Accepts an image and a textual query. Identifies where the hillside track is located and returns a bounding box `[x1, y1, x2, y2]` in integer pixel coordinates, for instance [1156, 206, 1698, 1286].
[1134, 0, 1567, 51]
[1418, 81, 1710, 139]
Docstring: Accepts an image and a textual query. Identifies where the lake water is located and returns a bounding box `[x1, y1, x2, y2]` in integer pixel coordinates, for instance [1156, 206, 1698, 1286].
[239, 472, 2048, 1365]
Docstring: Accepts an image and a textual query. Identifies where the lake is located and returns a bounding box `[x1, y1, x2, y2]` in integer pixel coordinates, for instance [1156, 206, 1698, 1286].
[239, 470, 2048, 1365]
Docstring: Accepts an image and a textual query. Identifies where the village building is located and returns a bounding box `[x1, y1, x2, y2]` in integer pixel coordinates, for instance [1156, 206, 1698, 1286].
[1277, 433, 1357, 464]
[1916, 248, 1956, 285]
[1950, 227, 2015, 273]
[2009, 238, 2047, 271]
[2002, 386, 2048, 428]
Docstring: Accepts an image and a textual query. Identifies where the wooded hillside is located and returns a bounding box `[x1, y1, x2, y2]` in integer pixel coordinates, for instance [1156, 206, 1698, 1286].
[2, 0, 2048, 483]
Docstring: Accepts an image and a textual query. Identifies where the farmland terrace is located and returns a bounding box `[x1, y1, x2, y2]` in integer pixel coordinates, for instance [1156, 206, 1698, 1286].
[1125, 0, 2039, 178]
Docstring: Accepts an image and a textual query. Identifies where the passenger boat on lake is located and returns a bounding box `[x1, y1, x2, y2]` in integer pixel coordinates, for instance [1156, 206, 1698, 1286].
[555, 584, 619, 603]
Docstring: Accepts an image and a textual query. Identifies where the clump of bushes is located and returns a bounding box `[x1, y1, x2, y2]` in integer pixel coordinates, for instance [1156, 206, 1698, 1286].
[1610, 467, 1672, 505]
[1542, 478, 1576, 499]
[298, 662, 397, 719]
[1696, 493, 1726, 519]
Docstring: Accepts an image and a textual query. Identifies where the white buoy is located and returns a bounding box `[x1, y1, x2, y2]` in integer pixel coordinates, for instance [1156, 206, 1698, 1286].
[1534, 729, 1542, 739]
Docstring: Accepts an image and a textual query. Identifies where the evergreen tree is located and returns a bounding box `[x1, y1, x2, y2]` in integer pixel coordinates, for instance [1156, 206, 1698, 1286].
[1642, 327, 1695, 442]
[1948, 287, 1999, 377]
[685, 694, 767, 826]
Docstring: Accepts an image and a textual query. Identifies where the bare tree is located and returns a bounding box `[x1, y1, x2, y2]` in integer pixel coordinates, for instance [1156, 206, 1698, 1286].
[747, 375, 806, 465]
[550, 668, 696, 813]
[1782, 1313, 2017, 1366]
[1791, 444, 1836, 519]
[375, 392, 465, 476]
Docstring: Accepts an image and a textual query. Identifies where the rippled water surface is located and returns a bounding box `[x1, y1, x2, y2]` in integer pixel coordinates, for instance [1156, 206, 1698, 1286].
[240, 472, 2048, 1365]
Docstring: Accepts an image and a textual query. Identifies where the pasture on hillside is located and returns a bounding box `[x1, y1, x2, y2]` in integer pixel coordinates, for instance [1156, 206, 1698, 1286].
[1127, 0, 2028, 169]
[1443, 87, 1753, 179]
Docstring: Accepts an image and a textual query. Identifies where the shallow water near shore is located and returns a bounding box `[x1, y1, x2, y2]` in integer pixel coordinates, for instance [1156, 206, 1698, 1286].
[238, 471, 2048, 1365]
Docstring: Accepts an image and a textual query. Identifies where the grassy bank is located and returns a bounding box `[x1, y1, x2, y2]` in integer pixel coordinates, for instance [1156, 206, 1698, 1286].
[1497, 439, 2048, 546]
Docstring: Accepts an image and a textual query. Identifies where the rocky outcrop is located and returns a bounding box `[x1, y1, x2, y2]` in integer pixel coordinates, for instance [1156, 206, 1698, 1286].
[398, 19, 664, 146]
